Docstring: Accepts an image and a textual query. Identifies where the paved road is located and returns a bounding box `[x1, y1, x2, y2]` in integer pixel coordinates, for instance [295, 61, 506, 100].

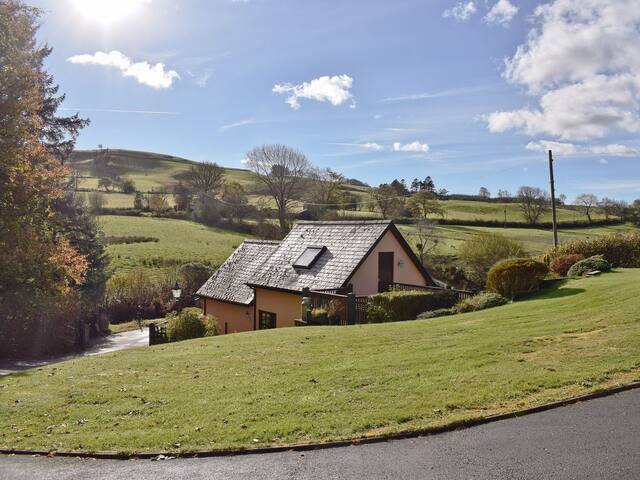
[0, 329, 148, 376]
[1, 388, 639, 480]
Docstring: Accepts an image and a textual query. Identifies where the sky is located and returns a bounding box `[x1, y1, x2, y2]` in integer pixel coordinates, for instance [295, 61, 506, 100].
[31, 0, 640, 201]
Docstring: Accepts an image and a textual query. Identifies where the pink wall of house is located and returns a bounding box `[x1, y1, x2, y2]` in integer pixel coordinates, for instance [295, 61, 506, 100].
[204, 298, 254, 334]
[254, 288, 301, 329]
[348, 230, 428, 296]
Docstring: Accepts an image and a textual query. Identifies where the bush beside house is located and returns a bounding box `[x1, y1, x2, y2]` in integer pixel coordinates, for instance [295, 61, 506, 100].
[367, 289, 458, 323]
[486, 258, 548, 299]
[166, 307, 219, 341]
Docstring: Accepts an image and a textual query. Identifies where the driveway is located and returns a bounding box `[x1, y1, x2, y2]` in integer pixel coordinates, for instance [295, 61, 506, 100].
[1, 388, 638, 479]
[0, 329, 148, 376]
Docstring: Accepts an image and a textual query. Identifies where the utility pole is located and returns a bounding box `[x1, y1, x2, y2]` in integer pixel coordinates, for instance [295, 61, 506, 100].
[548, 150, 558, 248]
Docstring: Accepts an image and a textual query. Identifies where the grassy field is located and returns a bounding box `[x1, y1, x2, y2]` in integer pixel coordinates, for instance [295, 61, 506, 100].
[2, 270, 639, 454]
[98, 215, 249, 273]
[399, 223, 638, 257]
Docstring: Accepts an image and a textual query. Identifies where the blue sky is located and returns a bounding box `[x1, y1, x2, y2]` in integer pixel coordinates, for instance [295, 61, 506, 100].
[33, 0, 640, 201]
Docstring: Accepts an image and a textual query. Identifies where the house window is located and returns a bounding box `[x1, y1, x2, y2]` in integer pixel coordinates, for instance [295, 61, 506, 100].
[258, 310, 277, 329]
[293, 246, 326, 269]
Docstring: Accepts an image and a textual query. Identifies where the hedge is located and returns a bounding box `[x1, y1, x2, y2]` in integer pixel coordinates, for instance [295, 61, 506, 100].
[549, 254, 584, 277]
[486, 258, 548, 299]
[367, 289, 458, 323]
[455, 292, 508, 313]
[544, 232, 640, 267]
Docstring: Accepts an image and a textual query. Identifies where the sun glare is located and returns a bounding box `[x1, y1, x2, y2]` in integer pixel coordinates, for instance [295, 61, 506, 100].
[71, 0, 151, 26]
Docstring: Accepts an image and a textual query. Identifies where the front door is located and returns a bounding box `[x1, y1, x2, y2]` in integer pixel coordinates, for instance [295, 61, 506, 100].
[378, 252, 394, 292]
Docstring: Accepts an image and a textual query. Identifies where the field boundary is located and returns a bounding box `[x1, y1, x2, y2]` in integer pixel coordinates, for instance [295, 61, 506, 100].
[2, 380, 638, 460]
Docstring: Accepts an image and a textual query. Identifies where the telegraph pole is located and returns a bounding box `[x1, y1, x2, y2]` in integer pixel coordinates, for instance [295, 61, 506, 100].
[548, 150, 559, 248]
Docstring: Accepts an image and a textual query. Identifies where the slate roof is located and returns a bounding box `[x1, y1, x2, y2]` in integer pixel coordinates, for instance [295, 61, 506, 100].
[248, 220, 393, 292]
[196, 240, 280, 305]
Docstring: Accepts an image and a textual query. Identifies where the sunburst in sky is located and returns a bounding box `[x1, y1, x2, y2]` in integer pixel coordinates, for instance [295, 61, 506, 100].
[70, 0, 151, 26]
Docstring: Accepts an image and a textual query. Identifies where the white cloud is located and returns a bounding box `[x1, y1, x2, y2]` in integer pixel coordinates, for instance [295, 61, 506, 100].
[599, 158, 608, 164]
[525, 140, 577, 155]
[67, 50, 179, 89]
[590, 144, 640, 156]
[393, 141, 430, 153]
[382, 85, 489, 103]
[186, 69, 211, 88]
[373, 114, 382, 120]
[272, 75, 355, 110]
[487, 0, 640, 141]
[219, 118, 254, 132]
[484, 0, 518, 26]
[443, 1, 477, 21]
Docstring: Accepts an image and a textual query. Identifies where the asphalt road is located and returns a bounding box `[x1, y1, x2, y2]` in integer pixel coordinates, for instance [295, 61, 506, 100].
[1, 388, 639, 480]
[0, 329, 148, 376]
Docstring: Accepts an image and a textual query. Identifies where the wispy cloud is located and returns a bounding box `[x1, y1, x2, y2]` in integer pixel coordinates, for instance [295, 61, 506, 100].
[59, 107, 179, 115]
[219, 118, 255, 132]
[67, 50, 179, 89]
[484, 0, 518, 27]
[330, 142, 384, 151]
[381, 85, 489, 102]
[273, 74, 355, 109]
[443, 1, 477, 22]
[590, 144, 640, 157]
[525, 140, 577, 155]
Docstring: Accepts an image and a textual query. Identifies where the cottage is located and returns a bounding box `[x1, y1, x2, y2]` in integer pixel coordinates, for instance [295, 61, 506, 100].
[197, 220, 435, 333]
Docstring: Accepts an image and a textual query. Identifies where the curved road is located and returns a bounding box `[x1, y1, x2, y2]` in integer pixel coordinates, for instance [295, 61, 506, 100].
[1, 389, 639, 480]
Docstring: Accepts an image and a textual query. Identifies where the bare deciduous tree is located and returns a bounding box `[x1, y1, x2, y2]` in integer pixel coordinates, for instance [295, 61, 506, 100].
[306, 168, 345, 206]
[517, 186, 549, 225]
[371, 184, 403, 219]
[246, 144, 311, 235]
[575, 193, 598, 223]
[478, 187, 491, 199]
[186, 161, 225, 195]
[411, 220, 439, 265]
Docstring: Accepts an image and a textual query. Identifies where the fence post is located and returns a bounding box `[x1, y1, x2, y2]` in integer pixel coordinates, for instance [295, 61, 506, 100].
[149, 322, 156, 346]
[346, 293, 356, 325]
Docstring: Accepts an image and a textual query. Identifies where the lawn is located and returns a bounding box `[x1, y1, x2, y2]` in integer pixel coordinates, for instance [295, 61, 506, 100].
[98, 215, 249, 273]
[2, 270, 639, 454]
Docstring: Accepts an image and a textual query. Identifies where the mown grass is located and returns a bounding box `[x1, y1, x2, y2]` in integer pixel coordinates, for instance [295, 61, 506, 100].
[2, 270, 639, 454]
[98, 215, 249, 273]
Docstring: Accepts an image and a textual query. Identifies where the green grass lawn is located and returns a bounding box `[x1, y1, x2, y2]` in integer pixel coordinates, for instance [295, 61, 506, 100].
[399, 223, 638, 257]
[98, 215, 249, 273]
[2, 270, 639, 454]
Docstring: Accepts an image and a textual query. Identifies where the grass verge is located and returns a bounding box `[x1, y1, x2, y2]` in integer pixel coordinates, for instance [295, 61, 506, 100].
[2, 270, 639, 453]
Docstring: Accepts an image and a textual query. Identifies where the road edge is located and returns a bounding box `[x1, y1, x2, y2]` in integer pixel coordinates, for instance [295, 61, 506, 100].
[2, 380, 639, 460]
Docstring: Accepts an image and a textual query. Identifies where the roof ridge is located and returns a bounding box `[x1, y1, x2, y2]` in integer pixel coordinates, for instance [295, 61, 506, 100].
[243, 239, 281, 244]
[294, 220, 392, 225]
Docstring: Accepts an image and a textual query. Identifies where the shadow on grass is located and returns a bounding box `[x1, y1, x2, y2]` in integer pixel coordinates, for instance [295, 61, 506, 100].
[518, 279, 586, 302]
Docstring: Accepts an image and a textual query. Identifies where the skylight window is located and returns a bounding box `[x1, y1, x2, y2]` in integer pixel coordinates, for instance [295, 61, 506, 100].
[293, 246, 326, 269]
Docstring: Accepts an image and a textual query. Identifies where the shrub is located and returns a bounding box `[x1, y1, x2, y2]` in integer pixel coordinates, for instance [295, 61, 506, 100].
[417, 308, 456, 319]
[178, 262, 215, 306]
[544, 232, 640, 268]
[549, 254, 585, 277]
[166, 307, 206, 341]
[368, 289, 458, 322]
[567, 255, 612, 277]
[105, 269, 173, 323]
[486, 258, 548, 299]
[310, 308, 328, 325]
[366, 304, 392, 323]
[458, 232, 527, 287]
[455, 292, 508, 313]
[202, 314, 220, 337]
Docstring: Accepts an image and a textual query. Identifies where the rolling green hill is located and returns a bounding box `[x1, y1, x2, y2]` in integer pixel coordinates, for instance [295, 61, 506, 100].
[70, 148, 609, 224]
[3, 269, 639, 453]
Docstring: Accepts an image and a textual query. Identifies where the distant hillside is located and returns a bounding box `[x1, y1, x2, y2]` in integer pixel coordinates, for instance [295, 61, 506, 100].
[69, 149, 255, 192]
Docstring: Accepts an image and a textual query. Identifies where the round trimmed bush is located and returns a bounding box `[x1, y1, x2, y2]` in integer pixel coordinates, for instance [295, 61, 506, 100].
[567, 255, 612, 277]
[166, 307, 206, 341]
[455, 292, 508, 313]
[549, 254, 585, 277]
[486, 258, 548, 299]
